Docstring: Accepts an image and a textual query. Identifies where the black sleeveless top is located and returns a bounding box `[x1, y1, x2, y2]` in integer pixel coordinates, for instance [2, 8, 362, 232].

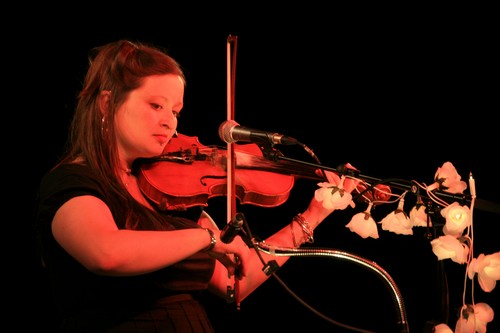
[34, 163, 215, 322]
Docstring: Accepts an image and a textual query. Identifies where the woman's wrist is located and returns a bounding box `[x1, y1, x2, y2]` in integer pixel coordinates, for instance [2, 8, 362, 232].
[202, 228, 217, 252]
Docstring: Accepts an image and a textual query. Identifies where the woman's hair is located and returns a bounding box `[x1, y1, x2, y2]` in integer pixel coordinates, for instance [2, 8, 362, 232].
[58, 40, 186, 228]
[61, 40, 185, 176]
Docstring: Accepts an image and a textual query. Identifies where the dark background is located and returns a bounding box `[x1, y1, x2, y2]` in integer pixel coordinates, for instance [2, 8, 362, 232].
[10, 7, 499, 333]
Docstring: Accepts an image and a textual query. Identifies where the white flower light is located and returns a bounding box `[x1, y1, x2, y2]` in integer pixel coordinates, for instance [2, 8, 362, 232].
[345, 202, 379, 239]
[380, 199, 413, 235]
[409, 203, 430, 227]
[432, 323, 453, 333]
[441, 202, 471, 237]
[431, 161, 468, 193]
[454, 303, 494, 333]
[468, 251, 500, 292]
[430, 235, 469, 264]
[314, 177, 354, 210]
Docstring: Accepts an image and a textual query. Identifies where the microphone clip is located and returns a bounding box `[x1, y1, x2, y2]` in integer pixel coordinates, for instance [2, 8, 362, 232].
[258, 144, 284, 162]
[220, 212, 246, 244]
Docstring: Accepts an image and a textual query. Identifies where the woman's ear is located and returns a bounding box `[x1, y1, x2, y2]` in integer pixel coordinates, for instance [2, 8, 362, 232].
[99, 90, 112, 116]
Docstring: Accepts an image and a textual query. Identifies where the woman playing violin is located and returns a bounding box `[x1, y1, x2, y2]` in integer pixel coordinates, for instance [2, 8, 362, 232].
[33, 39, 358, 333]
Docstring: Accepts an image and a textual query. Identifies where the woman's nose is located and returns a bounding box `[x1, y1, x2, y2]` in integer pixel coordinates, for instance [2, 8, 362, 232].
[161, 110, 178, 129]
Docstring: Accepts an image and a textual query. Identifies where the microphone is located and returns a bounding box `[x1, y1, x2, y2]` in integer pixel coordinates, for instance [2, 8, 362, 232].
[220, 213, 245, 244]
[218, 120, 298, 146]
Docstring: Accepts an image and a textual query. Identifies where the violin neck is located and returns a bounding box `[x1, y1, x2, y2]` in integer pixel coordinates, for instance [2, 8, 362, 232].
[236, 153, 323, 180]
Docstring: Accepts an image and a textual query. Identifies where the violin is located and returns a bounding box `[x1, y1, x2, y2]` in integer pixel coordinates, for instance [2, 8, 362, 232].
[136, 133, 323, 211]
[136, 133, 392, 211]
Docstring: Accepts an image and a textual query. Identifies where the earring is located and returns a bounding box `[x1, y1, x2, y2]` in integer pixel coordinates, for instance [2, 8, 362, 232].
[101, 116, 105, 135]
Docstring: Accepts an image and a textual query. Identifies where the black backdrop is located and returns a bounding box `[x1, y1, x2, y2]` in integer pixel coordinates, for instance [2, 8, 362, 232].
[10, 8, 499, 333]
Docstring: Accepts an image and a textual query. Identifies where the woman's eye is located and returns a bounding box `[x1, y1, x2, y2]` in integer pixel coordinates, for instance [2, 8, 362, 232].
[150, 103, 179, 118]
[151, 103, 162, 110]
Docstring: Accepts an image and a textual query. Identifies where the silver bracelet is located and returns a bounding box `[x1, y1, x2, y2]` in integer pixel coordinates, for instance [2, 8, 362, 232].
[202, 228, 217, 252]
[292, 214, 314, 244]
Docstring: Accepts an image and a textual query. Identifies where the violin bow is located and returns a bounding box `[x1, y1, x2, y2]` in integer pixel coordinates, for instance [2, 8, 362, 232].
[225, 35, 241, 307]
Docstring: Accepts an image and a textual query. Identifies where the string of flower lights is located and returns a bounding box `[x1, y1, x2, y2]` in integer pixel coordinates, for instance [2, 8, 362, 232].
[313, 161, 499, 333]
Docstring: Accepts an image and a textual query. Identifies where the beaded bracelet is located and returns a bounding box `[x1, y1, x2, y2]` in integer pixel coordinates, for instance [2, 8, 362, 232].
[292, 213, 314, 244]
[202, 228, 217, 252]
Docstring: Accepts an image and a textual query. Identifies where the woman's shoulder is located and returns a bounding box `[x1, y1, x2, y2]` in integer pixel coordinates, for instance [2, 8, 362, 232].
[39, 163, 102, 197]
[34, 163, 107, 231]
[44, 162, 92, 181]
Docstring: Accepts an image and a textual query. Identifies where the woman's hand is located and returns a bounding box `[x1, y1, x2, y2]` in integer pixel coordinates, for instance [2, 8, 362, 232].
[198, 211, 251, 278]
[205, 229, 251, 278]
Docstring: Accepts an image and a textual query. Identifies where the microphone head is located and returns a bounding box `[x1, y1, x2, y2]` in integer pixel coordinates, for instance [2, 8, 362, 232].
[218, 119, 239, 143]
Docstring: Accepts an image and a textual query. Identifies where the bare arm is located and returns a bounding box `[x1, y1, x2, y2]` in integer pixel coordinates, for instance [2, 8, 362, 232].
[208, 195, 334, 301]
[51, 195, 248, 276]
